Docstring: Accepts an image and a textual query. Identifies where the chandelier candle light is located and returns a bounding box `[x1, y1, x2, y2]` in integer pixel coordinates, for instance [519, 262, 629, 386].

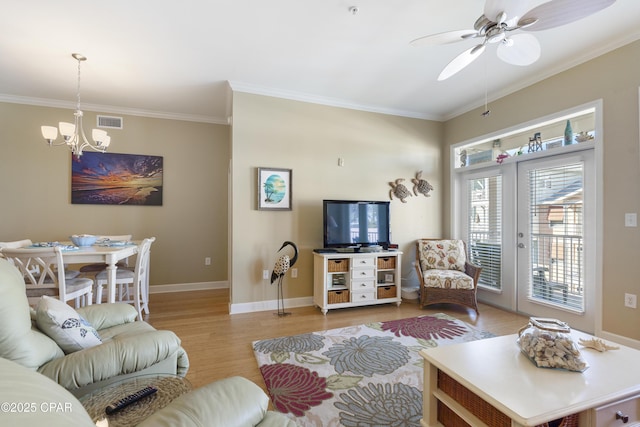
[41, 53, 111, 157]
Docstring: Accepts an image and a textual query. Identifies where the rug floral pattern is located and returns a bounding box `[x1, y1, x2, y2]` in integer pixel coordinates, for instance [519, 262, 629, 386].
[253, 313, 494, 427]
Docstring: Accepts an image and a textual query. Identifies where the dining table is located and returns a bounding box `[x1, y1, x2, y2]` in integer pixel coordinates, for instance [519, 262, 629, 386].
[58, 241, 139, 304]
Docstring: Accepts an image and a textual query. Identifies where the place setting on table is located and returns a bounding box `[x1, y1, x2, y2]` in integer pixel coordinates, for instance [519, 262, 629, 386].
[28, 235, 140, 304]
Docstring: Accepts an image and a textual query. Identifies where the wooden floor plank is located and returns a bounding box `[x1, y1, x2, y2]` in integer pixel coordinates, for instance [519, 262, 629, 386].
[146, 290, 528, 390]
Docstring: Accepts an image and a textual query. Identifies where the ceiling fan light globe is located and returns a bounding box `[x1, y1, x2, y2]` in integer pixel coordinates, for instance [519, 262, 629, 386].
[497, 33, 541, 66]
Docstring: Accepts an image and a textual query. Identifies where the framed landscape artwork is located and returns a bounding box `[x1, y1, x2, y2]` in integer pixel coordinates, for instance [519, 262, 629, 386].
[71, 152, 163, 205]
[257, 167, 292, 210]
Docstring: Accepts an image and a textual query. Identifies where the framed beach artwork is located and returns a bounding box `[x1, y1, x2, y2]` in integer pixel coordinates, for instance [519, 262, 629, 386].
[71, 152, 163, 206]
[257, 167, 292, 210]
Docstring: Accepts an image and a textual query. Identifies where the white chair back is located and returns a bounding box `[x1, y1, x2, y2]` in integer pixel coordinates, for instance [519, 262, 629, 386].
[133, 237, 155, 318]
[0, 239, 33, 251]
[0, 240, 37, 274]
[2, 247, 93, 308]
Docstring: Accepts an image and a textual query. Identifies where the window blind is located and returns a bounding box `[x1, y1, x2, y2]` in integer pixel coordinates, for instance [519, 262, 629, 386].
[467, 175, 502, 290]
[528, 162, 584, 312]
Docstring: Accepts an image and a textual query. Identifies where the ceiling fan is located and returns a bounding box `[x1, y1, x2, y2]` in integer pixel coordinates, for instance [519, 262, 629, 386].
[411, 0, 616, 81]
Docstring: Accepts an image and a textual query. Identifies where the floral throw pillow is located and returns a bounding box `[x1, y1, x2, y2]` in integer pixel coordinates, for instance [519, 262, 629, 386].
[35, 296, 102, 354]
[419, 240, 466, 271]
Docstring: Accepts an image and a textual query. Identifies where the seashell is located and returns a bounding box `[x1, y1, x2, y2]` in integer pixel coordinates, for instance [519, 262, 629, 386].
[578, 337, 620, 352]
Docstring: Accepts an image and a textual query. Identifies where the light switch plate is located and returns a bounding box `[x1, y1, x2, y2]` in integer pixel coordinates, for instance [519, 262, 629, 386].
[625, 213, 637, 227]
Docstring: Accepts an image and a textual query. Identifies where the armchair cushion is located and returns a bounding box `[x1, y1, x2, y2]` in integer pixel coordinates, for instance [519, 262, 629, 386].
[38, 326, 184, 391]
[76, 302, 137, 330]
[419, 239, 466, 271]
[423, 269, 474, 289]
[138, 376, 297, 427]
[35, 296, 102, 354]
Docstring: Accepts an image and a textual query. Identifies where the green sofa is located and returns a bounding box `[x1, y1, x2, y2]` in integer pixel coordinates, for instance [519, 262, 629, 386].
[0, 257, 189, 396]
[0, 257, 297, 426]
[0, 357, 297, 426]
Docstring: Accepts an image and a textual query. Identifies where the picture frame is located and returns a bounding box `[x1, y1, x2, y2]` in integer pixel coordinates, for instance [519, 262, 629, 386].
[257, 167, 292, 210]
[71, 152, 163, 206]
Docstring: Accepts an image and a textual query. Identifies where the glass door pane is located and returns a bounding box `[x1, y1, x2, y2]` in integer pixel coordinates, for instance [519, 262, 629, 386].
[517, 151, 595, 332]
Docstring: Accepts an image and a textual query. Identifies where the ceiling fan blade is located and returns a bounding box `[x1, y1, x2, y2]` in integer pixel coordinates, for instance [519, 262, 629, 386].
[497, 33, 541, 66]
[520, 0, 616, 32]
[410, 29, 477, 46]
[484, 0, 531, 25]
[438, 44, 486, 81]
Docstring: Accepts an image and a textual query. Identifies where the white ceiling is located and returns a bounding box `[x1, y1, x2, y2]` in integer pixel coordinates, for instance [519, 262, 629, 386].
[1, 0, 638, 124]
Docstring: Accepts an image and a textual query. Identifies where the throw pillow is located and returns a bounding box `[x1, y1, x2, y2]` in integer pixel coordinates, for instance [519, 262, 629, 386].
[35, 296, 102, 354]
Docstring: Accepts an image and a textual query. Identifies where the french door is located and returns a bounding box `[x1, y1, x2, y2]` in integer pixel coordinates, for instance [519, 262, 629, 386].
[460, 150, 595, 333]
[516, 152, 595, 332]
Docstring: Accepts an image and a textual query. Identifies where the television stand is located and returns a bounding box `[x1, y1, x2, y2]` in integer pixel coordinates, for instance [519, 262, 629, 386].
[313, 251, 402, 315]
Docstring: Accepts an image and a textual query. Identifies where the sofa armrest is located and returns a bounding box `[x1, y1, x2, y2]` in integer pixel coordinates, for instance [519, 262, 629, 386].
[76, 303, 137, 330]
[137, 376, 287, 427]
[38, 330, 182, 390]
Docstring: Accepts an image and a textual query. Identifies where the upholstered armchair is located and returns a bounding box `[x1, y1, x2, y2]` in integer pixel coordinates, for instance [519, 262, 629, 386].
[415, 239, 482, 314]
[0, 258, 189, 397]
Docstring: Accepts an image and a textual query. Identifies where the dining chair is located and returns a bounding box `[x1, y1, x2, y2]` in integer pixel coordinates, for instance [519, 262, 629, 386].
[95, 237, 155, 320]
[0, 239, 42, 277]
[1, 239, 82, 281]
[1, 246, 94, 308]
[78, 234, 134, 275]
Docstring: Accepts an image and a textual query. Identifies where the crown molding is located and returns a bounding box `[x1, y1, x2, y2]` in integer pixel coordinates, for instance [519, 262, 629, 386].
[227, 81, 442, 122]
[0, 94, 229, 125]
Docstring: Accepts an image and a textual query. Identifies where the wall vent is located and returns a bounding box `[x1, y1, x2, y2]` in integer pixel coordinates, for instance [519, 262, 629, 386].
[97, 115, 123, 129]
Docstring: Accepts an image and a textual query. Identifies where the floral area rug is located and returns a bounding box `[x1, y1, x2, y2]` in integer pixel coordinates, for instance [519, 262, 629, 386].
[252, 313, 495, 427]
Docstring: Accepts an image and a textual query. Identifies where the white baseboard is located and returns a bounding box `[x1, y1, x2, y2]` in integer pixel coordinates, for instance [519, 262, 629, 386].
[149, 281, 228, 294]
[148, 282, 315, 315]
[230, 296, 314, 315]
[598, 330, 640, 350]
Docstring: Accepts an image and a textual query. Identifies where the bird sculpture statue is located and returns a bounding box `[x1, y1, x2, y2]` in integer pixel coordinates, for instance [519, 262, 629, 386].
[271, 241, 298, 316]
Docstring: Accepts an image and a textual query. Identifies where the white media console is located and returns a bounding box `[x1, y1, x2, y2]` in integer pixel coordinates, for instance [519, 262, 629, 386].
[313, 251, 402, 315]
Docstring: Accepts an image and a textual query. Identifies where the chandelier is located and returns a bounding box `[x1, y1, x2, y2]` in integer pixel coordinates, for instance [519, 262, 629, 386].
[40, 53, 111, 157]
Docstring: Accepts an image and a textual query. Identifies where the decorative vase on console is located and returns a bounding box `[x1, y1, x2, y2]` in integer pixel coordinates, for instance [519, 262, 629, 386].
[563, 120, 573, 146]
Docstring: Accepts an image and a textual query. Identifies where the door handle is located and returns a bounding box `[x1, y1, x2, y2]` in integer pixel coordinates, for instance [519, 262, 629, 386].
[518, 243, 525, 248]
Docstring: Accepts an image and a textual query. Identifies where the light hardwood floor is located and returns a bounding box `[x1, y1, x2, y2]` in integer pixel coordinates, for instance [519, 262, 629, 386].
[146, 290, 529, 391]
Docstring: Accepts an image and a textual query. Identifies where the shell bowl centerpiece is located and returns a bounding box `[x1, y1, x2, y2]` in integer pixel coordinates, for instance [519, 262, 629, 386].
[70, 234, 97, 247]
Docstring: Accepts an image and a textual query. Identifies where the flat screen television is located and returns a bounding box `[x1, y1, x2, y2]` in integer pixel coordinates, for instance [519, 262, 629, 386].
[323, 200, 390, 249]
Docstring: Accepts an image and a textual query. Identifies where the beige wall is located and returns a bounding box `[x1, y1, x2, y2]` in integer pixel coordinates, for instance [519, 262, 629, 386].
[0, 102, 229, 287]
[2, 40, 638, 343]
[229, 92, 443, 307]
[443, 40, 640, 341]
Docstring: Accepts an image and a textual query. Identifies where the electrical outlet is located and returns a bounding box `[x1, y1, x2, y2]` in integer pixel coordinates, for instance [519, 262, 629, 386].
[263, 270, 270, 280]
[624, 293, 637, 309]
[205, 257, 211, 266]
[291, 268, 298, 278]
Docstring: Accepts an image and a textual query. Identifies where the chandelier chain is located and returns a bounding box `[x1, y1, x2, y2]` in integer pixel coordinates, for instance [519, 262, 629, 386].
[39, 53, 111, 157]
